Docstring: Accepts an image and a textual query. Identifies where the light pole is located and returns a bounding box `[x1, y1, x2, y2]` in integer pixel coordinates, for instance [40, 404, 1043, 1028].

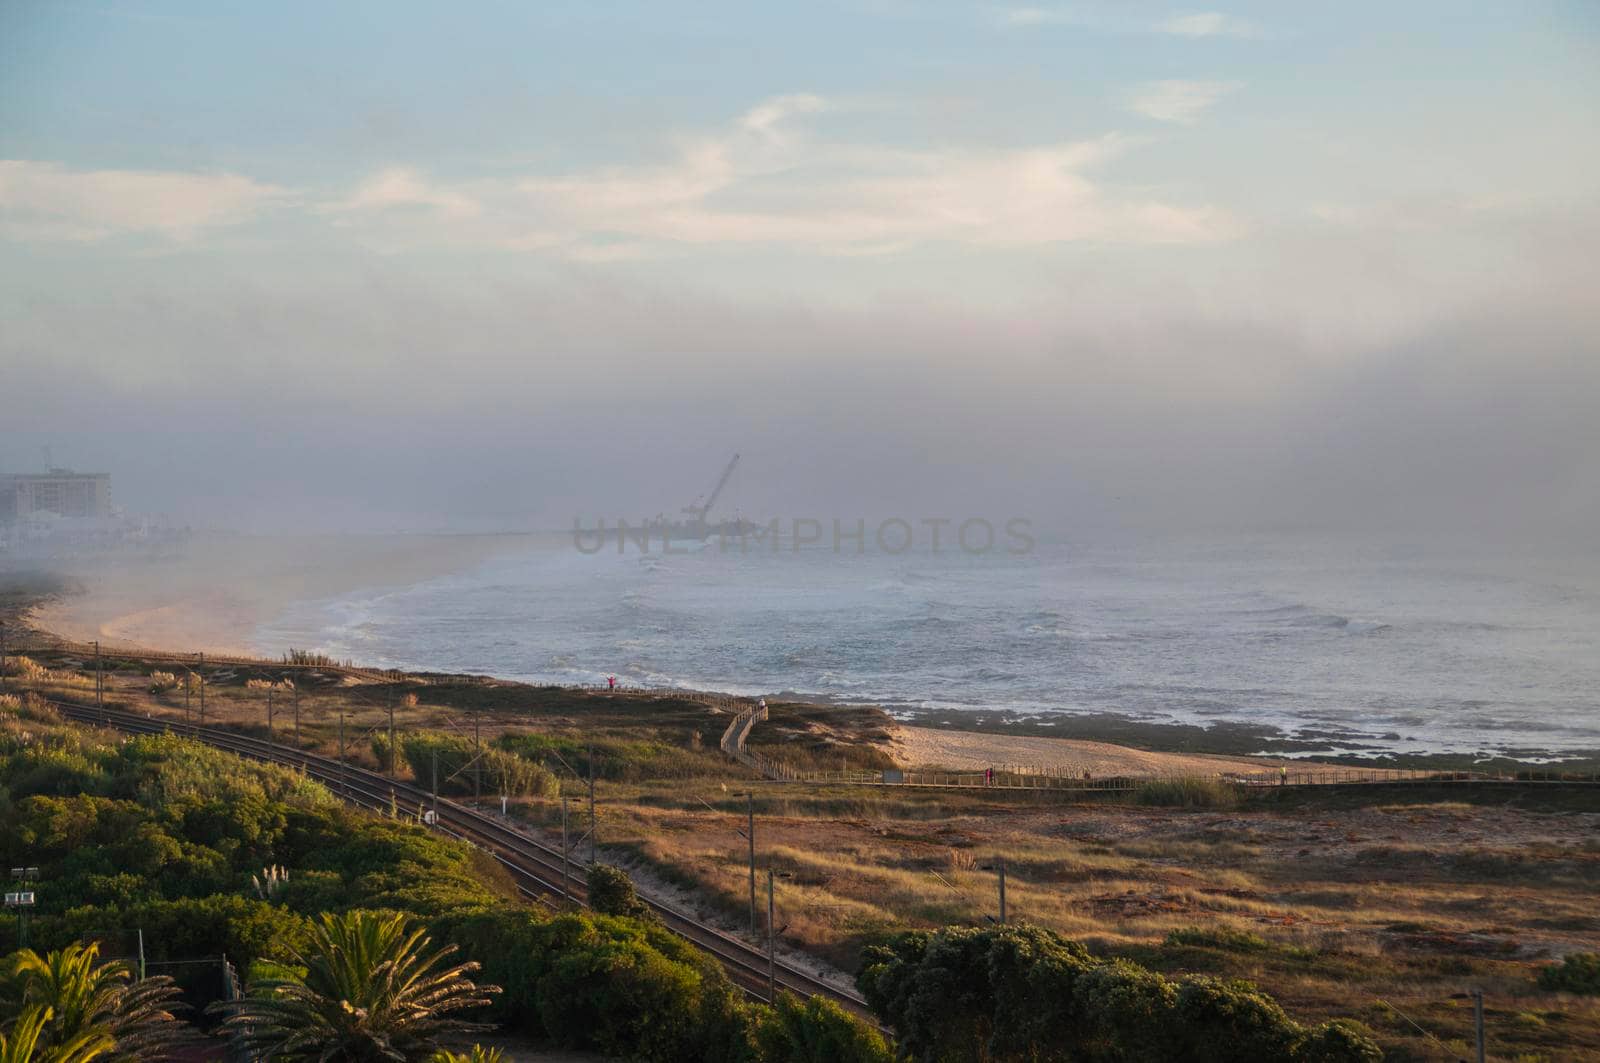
[6, 866, 39, 948]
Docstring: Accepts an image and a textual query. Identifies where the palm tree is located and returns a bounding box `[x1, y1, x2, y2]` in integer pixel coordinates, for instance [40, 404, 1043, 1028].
[427, 1047, 503, 1063]
[0, 1006, 115, 1063]
[212, 911, 499, 1063]
[3, 943, 190, 1063]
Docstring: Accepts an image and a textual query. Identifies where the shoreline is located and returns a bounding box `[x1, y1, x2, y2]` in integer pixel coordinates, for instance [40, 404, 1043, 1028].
[7, 545, 1598, 773]
[16, 532, 537, 656]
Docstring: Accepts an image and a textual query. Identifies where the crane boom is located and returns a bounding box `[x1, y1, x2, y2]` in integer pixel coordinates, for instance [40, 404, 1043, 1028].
[686, 453, 740, 519]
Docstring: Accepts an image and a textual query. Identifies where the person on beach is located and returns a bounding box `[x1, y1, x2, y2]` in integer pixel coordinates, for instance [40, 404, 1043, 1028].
[1280, 764, 1288, 786]
[607, 675, 616, 691]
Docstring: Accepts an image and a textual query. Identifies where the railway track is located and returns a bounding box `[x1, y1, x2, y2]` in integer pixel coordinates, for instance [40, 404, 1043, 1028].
[47, 700, 870, 1015]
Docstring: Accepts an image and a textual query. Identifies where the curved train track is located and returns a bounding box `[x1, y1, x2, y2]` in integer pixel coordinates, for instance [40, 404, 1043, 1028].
[46, 699, 870, 1016]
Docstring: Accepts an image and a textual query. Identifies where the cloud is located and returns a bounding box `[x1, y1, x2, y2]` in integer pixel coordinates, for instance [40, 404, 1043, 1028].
[330, 97, 1238, 255]
[0, 160, 285, 241]
[331, 168, 480, 219]
[999, 7, 1264, 37]
[1155, 11, 1263, 38]
[1125, 80, 1241, 124]
[740, 94, 828, 141]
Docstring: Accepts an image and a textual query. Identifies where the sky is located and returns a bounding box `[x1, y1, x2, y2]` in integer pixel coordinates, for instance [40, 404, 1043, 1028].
[1, 1, 1597, 541]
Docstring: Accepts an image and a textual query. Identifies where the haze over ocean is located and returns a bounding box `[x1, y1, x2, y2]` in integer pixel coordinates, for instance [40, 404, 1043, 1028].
[254, 535, 1600, 760]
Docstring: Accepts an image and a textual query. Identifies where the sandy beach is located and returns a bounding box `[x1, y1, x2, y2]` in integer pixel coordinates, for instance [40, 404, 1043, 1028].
[886, 723, 1386, 779]
[24, 532, 531, 656]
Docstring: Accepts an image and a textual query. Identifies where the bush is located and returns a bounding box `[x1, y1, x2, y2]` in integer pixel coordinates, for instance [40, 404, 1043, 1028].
[586, 864, 653, 921]
[858, 925, 1380, 1063]
[149, 671, 180, 694]
[1292, 1020, 1384, 1063]
[754, 993, 892, 1063]
[1538, 952, 1600, 994]
[1164, 926, 1273, 953]
[1136, 776, 1240, 808]
[434, 908, 755, 1063]
[371, 733, 400, 773]
[401, 732, 558, 798]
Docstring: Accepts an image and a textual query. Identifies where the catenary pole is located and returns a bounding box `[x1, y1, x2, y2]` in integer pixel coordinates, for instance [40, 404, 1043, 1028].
[747, 793, 757, 936]
[767, 868, 777, 1000]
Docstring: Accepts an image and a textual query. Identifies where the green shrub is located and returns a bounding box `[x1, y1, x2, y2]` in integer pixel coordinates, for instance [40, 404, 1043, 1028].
[859, 924, 1379, 1063]
[401, 732, 558, 798]
[1164, 926, 1273, 953]
[1538, 952, 1600, 994]
[1292, 1020, 1384, 1062]
[753, 993, 892, 1063]
[434, 908, 755, 1063]
[1136, 776, 1240, 808]
[371, 732, 400, 773]
[586, 864, 653, 921]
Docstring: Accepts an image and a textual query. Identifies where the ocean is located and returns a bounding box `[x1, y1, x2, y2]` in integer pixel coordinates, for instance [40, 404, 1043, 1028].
[252, 535, 1600, 760]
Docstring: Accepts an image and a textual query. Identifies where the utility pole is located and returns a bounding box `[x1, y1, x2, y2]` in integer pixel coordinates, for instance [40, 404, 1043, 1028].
[95, 640, 103, 719]
[197, 653, 205, 723]
[338, 712, 347, 795]
[292, 683, 300, 746]
[997, 856, 1007, 924]
[431, 748, 439, 825]
[747, 793, 757, 936]
[266, 686, 274, 742]
[184, 670, 191, 721]
[387, 695, 396, 779]
[474, 710, 482, 802]
[1473, 990, 1486, 1063]
[587, 740, 596, 863]
[767, 868, 777, 1000]
[561, 796, 571, 903]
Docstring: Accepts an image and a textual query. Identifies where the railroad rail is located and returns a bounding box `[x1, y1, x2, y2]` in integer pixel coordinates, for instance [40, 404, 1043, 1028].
[45, 699, 870, 1016]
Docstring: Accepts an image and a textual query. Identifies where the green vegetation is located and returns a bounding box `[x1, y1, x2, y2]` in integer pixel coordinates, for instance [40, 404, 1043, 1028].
[427, 1047, 502, 1063]
[585, 863, 654, 921]
[0, 719, 508, 991]
[212, 910, 496, 1062]
[857, 925, 1382, 1063]
[1, 942, 192, 1063]
[755, 994, 893, 1063]
[1135, 775, 1241, 808]
[0, 714, 891, 1062]
[1539, 952, 1600, 995]
[392, 732, 558, 798]
[495, 730, 728, 781]
[1162, 926, 1273, 954]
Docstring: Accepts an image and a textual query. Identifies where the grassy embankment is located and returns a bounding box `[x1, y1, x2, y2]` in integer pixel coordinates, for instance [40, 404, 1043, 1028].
[4, 643, 1599, 1060]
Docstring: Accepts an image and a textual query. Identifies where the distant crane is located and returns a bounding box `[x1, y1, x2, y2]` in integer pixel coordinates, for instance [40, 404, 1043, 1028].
[682, 453, 740, 526]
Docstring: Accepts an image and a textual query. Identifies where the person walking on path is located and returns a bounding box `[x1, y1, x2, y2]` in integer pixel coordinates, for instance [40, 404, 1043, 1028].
[607, 675, 616, 692]
[1280, 764, 1288, 786]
